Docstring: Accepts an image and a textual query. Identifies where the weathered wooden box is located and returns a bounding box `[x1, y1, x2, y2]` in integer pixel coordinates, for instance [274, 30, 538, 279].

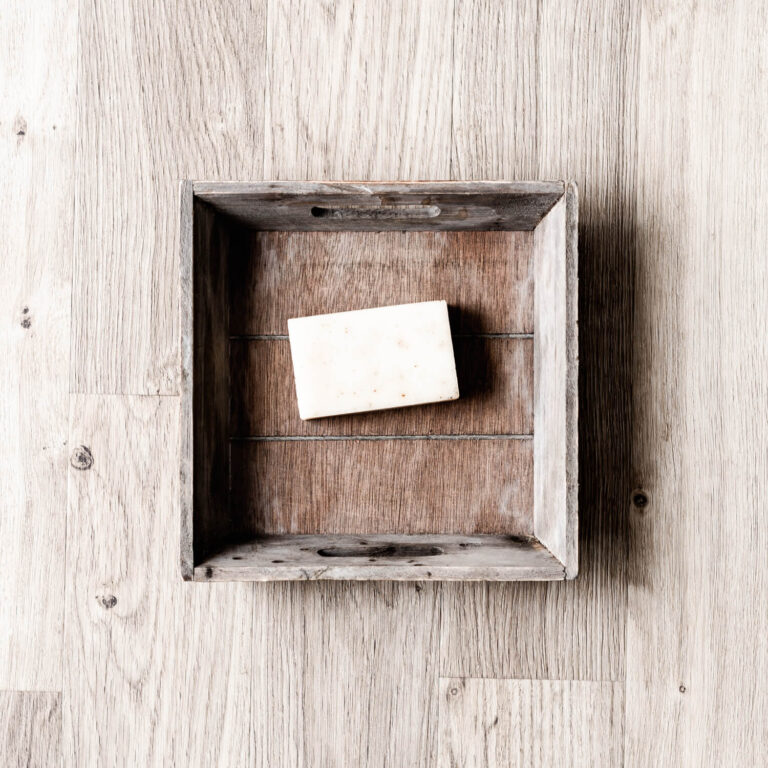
[180, 181, 577, 581]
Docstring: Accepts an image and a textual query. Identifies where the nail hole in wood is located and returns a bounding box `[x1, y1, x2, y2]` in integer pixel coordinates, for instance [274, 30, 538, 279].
[632, 489, 649, 509]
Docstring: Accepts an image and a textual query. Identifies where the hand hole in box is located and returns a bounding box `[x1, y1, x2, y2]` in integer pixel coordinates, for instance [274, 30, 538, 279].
[316, 544, 444, 559]
[309, 204, 441, 220]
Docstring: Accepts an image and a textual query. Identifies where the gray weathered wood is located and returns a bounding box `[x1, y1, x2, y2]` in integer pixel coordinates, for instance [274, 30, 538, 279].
[438, 679, 623, 767]
[194, 181, 564, 231]
[0, 691, 62, 768]
[179, 181, 194, 579]
[532, 190, 579, 577]
[0, 0, 75, 690]
[196, 534, 565, 582]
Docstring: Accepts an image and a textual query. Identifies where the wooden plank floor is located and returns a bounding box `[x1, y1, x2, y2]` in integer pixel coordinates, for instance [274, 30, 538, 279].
[1, 0, 767, 765]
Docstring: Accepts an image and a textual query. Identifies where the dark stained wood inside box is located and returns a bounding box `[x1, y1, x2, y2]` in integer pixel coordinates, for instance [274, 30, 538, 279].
[228, 230, 535, 537]
[231, 438, 533, 536]
[230, 231, 534, 334]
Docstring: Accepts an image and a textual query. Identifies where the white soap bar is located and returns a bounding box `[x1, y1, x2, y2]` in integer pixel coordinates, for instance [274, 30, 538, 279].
[288, 300, 460, 420]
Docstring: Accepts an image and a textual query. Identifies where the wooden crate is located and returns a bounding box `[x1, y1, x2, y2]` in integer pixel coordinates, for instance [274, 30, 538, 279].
[180, 181, 578, 581]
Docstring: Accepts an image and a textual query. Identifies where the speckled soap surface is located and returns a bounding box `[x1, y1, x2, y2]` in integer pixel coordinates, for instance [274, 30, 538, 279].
[287, 300, 460, 420]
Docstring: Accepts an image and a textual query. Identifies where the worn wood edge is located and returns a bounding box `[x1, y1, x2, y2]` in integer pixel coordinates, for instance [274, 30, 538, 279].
[564, 181, 579, 579]
[179, 180, 194, 581]
[193, 181, 565, 231]
[192, 180, 566, 198]
[195, 566, 564, 582]
[529, 181, 579, 579]
[192, 534, 566, 582]
[532, 194, 568, 570]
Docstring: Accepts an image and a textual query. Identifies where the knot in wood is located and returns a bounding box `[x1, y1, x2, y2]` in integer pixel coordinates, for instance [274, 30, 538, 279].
[70, 445, 94, 470]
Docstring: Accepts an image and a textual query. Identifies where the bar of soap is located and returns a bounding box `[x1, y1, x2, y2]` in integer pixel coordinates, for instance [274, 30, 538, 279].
[288, 300, 460, 420]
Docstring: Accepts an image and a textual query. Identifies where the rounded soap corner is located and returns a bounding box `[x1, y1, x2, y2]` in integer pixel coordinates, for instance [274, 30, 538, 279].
[297, 406, 316, 421]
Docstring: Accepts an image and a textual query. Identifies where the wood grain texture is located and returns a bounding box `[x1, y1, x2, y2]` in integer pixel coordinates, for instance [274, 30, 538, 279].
[438, 679, 623, 767]
[0, 0, 75, 690]
[0, 691, 62, 768]
[532, 197, 570, 571]
[231, 438, 534, 536]
[625, 1, 768, 765]
[179, 182, 195, 578]
[195, 182, 562, 230]
[264, 0, 453, 179]
[451, 0, 540, 180]
[440, 0, 635, 682]
[250, 581, 441, 767]
[190, 201, 233, 569]
[64, 395, 254, 766]
[71, 0, 265, 393]
[230, 230, 535, 335]
[197, 534, 565, 582]
[9, 0, 767, 763]
[230, 337, 533, 436]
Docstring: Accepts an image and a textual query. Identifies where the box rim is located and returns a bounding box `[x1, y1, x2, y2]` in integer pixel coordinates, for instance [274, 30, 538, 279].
[179, 179, 578, 582]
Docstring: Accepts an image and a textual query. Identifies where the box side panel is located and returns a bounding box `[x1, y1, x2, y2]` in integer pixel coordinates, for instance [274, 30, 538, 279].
[193, 181, 564, 231]
[179, 181, 194, 579]
[564, 183, 579, 578]
[191, 201, 232, 565]
[194, 534, 566, 581]
[532, 195, 570, 569]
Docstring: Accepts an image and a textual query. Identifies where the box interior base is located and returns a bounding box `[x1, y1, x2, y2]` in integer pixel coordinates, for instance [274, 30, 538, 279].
[228, 230, 536, 540]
